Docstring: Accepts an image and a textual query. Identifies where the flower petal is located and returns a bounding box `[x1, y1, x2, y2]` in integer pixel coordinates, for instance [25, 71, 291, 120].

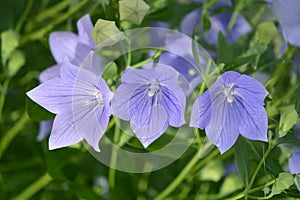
[237, 98, 268, 142]
[207, 101, 243, 154]
[112, 83, 140, 120]
[80, 51, 106, 76]
[235, 74, 269, 104]
[49, 32, 78, 63]
[129, 85, 151, 126]
[26, 78, 73, 114]
[289, 149, 300, 174]
[72, 98, 108, 152]
[205, 80, 243, 153]
[161, 85, 186, 127]
[121, 67, 155, 85]
[281, 24, 300, 47]
[190, 90, 211, 129]
[180, 9, 201, 35]
[39, 64, 60, 83]
[220, 71, 241, 85]
[37, 120, 53, 141]
[49, 112, 82, 150]
[131, 104, 168, 148]
[76, 14, 95, 48]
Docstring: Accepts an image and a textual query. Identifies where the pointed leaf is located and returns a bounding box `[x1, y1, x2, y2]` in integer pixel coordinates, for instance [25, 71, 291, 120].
[255, 21, 278, 45]
[234, 137, 250, 186]
[220, 174, 243, 196]
[7, 50, 25, 77]
[272, 172, 294, 195]
[279, 108, 298, 137]
[1, 29, 19, 66]
[198, 160, 224, 182]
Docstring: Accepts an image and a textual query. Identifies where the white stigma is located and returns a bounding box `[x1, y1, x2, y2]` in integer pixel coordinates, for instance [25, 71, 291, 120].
[223, 83, 238, 105]
[147, 81, 161, 97]
[147, 80, 161, 106]
[94, 91, 104, 105]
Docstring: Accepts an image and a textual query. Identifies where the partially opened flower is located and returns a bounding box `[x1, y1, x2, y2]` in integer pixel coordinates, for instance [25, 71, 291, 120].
[27, 53, 112, 151]
[112, 64, 186, 147]
[39, 14, 95, 82]
[190, 71, 268, 153]
[289, 149, 300, 174]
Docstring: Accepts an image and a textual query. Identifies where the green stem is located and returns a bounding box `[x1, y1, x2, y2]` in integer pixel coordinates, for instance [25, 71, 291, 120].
[226, 0, 244, 36]
[34, 0, 72, 23]
[131, 50, 162, 68]
[108, 118, 120, 190]
[225, 179, 275, 200]
[15, 0, 34, 32]
[20, 0, 91, 45]
[0, 79, 10, 118]
[0, 112, 29, 158]
[154, 148, 219, 200]
[12, 173, 52, 200]
[244, 144, 273, 199]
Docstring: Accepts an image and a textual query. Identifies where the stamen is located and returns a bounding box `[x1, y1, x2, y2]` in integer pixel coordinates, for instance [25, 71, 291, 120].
[223, 83, 242, 106]
[147, 80, 161, 106]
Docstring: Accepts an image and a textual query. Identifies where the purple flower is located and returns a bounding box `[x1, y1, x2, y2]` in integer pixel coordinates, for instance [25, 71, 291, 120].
[37, 14, 96, 141]
[289, 149, 300, 174]
[190, 71, 268, 153]
[111, 64, 186, 147]
[268, 0, 300, 50]
[27, 54, 112, 151]
[39, 14, 95, 83]
[180, 1, 251, 45]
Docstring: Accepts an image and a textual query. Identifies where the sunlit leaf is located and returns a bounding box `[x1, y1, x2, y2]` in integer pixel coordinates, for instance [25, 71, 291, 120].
[1, 29, 19, 66]
[234, 137, 250, 186]
[255, 21, 278, 45]
[279, 107, 298, 137]
[119, 0, 150, 25]
[7, 50, 25, 77]
[198, 160, 224, 182]
[220, 174, 243, 196]
[271, 172, 294, 195]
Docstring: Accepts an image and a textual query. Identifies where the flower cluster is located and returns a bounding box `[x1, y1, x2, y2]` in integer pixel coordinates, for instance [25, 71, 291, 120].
[27, 12, 269, 154]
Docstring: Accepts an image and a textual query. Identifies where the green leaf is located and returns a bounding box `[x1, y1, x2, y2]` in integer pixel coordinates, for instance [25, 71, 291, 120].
[272, 172, 294, 195]
[7, 50, 25, 77]
[119, 0, 150, 25]
[255, 21, 278, 45]
[217, 32, 234, 64]
[91, 19, 121, 45]
[234, 137, 250, 186]
[70, 183, 101, 200]
[1, 29, 20, 66]
[198, 160, 224, 182]
[45, 148, 82, 180]
[220, 174, 243, 196]
[279, 108, 298, 137]
[102, 62, 117, 80]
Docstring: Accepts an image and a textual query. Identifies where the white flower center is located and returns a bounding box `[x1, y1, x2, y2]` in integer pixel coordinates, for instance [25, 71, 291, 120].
[94, 91, 104, 106]
[147, 80, 161, 106]
[147, 81, 161, 97]
[223, 83, 243, 105]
